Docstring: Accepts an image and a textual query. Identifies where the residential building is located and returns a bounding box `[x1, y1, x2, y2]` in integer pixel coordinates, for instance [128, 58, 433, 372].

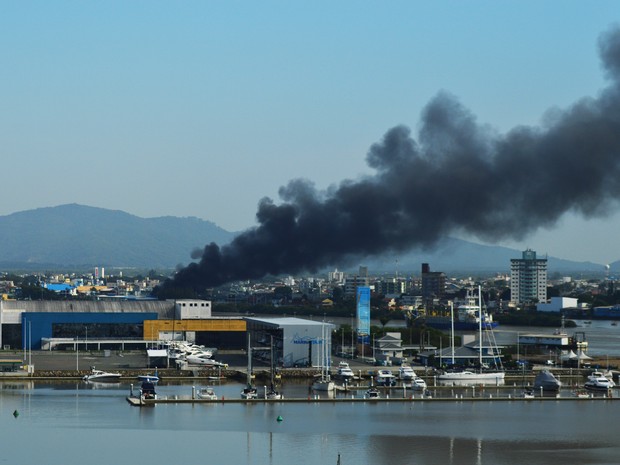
[510, 249, 547, 305]
[421, 263, 446, 303]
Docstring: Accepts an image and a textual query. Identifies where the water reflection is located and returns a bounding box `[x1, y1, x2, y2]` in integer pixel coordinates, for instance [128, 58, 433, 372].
[0, 382, 618, 465]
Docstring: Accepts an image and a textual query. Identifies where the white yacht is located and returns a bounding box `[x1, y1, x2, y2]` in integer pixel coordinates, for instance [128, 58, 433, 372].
[335, 361, 355, 382]
[83, 367, 121, 383]
[375, 369, 396, 387]
[411, 376, 427, 390]
[186, 353, 227, 367]
[584, 371, 616, 391]
[398, 364, 415, 381]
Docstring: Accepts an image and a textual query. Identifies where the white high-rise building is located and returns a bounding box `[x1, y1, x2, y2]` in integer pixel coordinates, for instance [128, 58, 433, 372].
[510, 249, 547, 305]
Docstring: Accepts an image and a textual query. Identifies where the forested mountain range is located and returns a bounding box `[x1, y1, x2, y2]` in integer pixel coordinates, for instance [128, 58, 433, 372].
[0, 204, 605, 275]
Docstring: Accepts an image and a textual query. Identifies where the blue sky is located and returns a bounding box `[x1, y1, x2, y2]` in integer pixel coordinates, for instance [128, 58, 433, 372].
[1, 1, 619, 264]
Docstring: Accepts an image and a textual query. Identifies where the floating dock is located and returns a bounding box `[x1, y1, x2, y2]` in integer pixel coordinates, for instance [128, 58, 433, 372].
[126, 391, 617, 406]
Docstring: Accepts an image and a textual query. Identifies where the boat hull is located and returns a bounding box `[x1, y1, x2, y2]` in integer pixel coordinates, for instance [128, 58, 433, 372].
[423, 318, 499, 330]
[437, 371, 505, 381]
[312, 380, 335, 391]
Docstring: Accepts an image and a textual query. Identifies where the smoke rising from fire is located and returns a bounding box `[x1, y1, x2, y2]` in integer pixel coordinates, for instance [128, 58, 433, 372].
[161, 26, 620, 294]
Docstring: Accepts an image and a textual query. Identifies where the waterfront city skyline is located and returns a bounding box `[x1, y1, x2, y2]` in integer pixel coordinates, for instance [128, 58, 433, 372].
[2, 2, 620, 264]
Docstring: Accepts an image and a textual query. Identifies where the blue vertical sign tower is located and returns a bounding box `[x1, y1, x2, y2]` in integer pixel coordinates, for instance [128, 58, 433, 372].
[356, 286, 370, 344]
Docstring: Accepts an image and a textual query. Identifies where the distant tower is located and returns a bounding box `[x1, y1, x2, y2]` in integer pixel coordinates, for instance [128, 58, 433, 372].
[421, 263, 446, 304]
[510, 249, 547, 306]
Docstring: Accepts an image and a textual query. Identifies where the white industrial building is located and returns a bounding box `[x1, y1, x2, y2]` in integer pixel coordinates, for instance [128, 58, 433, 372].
[244, 317, 336, 368]
[537, 297, 579, 313]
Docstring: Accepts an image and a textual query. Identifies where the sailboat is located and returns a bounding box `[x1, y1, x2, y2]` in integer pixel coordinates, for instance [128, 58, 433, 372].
[437, 286, 505, 383]
[265, 335, 282, 400]
[241, 333, 258, 400]
[312, 322, 335, 392]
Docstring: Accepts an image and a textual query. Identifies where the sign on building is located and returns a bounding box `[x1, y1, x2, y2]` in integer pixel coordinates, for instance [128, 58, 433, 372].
[356, 286, 370, 342]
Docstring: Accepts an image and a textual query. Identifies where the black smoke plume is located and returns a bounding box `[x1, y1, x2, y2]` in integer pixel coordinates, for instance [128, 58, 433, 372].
[160, 26, 620, 295]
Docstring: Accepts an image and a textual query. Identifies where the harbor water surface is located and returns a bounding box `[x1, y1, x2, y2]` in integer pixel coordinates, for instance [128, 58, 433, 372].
[1, 380, 619, 465]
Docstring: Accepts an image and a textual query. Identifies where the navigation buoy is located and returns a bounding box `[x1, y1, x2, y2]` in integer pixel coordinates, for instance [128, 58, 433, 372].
[13, 410, 19, 418]
[276, 415, 283, 422]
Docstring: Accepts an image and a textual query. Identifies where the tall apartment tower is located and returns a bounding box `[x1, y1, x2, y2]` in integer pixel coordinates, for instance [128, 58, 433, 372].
[421, 263, 446, 303]
[510, 249, 547, 305]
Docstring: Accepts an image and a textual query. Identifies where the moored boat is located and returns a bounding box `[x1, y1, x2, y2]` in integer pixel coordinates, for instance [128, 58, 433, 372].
[533, 370, 562, 392]
[335, 361, 355, 382]
[365, 387, 380, 399]
[411, 376, 427, 390]
[584, 371, 615, 391]
[398, 364, 415, 381]
[375, 369, 396, 387]
[140, 380, 157, 400]
[186, 353, 228, 367]
[437, 286, 505, 384]
[196, 386, 217, 400]
[83, 367, 122, 383]
[137, 368, 159, 383]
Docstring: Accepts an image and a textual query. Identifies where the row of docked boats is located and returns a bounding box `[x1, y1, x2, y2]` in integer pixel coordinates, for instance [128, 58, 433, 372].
[334, 362, 427, 389]
[166, 341, 228, 368]
[523, 369, 616, 397]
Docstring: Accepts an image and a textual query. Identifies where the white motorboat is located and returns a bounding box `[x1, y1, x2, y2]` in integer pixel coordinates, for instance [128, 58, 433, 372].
[398, 364, 415, 381]
[196, 387, 218, 400]
[167, 342, 215, 361]
[186, 353, 227, 367]
[335, 361, 355, 382]
[365, 387, 380, 399]
[584, 371, 616, 391]
[375, 369, 396, 386]
[83, 367, 121, 382]
[411, 376, 427, 390]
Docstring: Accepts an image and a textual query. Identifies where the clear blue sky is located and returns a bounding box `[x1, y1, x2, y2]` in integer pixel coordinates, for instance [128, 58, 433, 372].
[1, 1, 618, 264]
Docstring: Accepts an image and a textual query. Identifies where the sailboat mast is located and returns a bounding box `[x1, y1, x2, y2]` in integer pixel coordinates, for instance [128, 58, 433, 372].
[478, 285, 483, 367]
[450, 301, 455, 365]
[247, 332, 252, 385]
[270, 334, 274, 387]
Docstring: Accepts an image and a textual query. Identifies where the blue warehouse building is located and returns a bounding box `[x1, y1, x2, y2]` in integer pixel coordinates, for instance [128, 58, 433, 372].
[0, 299, 176, 350]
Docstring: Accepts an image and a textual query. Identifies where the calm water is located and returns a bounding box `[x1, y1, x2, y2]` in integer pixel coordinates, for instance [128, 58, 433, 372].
[1, 380, 619, 465]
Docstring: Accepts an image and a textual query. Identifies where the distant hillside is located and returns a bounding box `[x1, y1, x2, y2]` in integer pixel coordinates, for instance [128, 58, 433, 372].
[351, 237, 604, 275]
[0, 204, 605, 275]
[0, 204, 235, 270]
